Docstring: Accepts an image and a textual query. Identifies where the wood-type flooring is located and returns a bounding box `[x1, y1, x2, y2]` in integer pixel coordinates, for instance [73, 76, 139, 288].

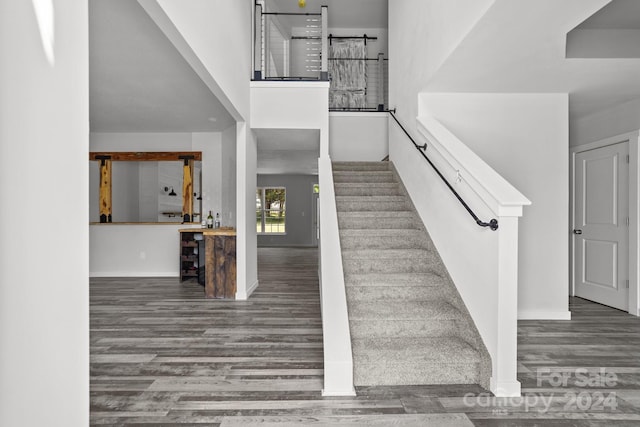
[91, 247, 640, 425]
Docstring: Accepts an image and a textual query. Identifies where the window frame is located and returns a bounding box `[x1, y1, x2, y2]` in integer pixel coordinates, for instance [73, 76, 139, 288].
[256, 186, 287, 235]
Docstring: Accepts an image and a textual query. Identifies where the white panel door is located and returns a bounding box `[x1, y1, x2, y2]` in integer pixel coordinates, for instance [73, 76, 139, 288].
[575, 141, 629, 311]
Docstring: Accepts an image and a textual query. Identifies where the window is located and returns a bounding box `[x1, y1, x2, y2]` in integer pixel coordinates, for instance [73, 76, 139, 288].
[256, 187, 286, 234]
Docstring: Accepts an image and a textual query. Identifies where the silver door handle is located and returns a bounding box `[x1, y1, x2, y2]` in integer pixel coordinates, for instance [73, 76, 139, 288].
[573, 229, 582, 235]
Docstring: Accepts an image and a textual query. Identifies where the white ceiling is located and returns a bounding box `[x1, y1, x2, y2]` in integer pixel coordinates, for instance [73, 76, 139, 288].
[89, 0, 234, 132]
[577, 0, 640, 29]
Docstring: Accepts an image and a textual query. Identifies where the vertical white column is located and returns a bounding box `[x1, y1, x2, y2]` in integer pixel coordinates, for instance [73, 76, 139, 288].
[0, 0, 89, 425]
[491, 216, 522, 397]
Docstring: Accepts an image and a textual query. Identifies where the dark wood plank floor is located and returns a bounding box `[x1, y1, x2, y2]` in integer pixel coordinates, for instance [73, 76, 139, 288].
[91, 248, 640, 426]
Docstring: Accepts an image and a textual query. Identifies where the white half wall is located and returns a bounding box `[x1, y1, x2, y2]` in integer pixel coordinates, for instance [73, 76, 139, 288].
[89, 131, 236, 276]
[420, 93, 571, 320]
[90, 224, 199, 277]
[0, 0, 89, 425]
[329, 112, 389, 161]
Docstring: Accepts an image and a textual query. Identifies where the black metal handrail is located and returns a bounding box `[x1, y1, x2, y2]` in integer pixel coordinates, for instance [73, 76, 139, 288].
[389, 109, 499, 231]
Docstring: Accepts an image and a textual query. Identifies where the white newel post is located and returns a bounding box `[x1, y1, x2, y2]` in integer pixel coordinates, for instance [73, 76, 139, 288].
[492, 215, 522, 397]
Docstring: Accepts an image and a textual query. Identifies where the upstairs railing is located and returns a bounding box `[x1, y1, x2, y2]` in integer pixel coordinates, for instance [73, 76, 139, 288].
[389, 109, 499, 230]
[253, 4, 388, 111]
[254, 4, 328, 81]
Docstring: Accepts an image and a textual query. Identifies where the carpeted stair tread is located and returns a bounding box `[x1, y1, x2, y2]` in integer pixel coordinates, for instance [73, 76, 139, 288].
[338, 212, 423, 230]
[336, 196, 410, 212]
[342, 248, 434, 260]
[334, 182, 401, 196]
[332, 161, 390, 171]
[350, 318, 460, 339]
[346, 285, 451, 302]
[340, 229, 432, 250]
[345, 272, 448, 287]
[352, 336, 480, 364]
[333, 171, 395, 183]
[348, 299, 460, 321]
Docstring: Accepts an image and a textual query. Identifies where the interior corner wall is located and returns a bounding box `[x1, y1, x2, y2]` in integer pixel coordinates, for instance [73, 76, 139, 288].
[236, 123, 259, 300]
[0, 0, 89, 425]
[571, 97, 640, 147]
[257, 174, 319, 247]
[420, 93, 570, 319]
[388, 0, 495, 127]
[329, 113, 389, 161]
[222, 125, 237, 227]
[153, 0, 252, 121]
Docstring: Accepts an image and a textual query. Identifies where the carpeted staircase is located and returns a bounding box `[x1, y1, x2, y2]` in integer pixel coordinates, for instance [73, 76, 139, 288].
[332, 161, 491, 388]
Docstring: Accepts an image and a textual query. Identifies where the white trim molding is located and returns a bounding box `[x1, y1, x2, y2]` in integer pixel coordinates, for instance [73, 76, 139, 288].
[518, 311, 572, 320]
[570, 130, 640, 317]
[236, 280, 259, 301]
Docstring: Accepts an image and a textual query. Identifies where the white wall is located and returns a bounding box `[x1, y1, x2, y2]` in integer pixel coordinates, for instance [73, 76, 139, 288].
[90, 224, 198, 277]
[0, 0, 89, 425]
[222, 125, 238, 227]
[571, 97, 640, 147]
[389, 0, 495, 122]
[390, 2, 570, 320]
[112, 161, 141, 222]
[148, 0, 252, 121]
[329, 112, 388, 161]
[420, 93, 571, 320]
[251, 81, 330, 156]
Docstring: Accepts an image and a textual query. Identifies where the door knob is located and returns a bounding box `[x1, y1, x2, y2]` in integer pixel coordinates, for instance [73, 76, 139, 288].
[573, 229, 583, 235]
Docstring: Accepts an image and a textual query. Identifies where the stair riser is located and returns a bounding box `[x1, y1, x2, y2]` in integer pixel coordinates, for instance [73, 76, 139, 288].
[333, 163, 390, 171]
[350, 319, 460, 339]
[338, 217, 421, 230]
[337, 201, 410, 212]
[334, 186, 401, 196]
[340, 234, 431, 250]
[333, 174, 395, 183]
[353, 363, 480, 386]
[343, 258, 445, 274]
[346, 286, 450, 302]
[345, 274, 448, 287]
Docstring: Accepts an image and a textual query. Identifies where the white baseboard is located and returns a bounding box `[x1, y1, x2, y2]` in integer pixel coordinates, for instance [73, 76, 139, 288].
[236, 279, 259, 300]
[518, 310, 572, 320]
[490, 378, 521, 397]
[322, 388, 357, 397]
[90, 272, 179, 278]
